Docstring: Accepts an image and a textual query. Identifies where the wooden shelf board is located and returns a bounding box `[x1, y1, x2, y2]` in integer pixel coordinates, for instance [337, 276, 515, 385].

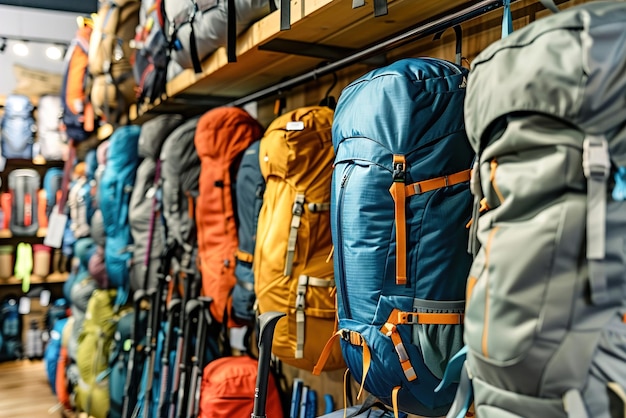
[136, 0, 470, 120]
[0, 228, 47, 238]
[1, 272, 68, 286]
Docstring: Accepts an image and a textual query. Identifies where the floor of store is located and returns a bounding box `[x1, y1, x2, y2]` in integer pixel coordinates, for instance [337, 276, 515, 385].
[0, 359, 66, 418]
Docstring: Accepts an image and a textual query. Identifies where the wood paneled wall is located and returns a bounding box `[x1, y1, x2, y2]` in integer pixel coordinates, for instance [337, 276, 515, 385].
[254, 0, 593, 127]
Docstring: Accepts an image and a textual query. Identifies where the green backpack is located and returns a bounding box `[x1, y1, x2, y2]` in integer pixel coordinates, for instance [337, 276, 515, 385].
[75, 289, 131, 418]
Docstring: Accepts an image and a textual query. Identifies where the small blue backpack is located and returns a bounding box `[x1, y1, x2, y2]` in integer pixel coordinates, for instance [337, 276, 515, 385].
[0, 94, 35, 159]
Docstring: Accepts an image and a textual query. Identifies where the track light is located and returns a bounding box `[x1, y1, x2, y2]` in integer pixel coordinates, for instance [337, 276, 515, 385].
[12, 41, 29, 57]
[46, 45, 64, 60]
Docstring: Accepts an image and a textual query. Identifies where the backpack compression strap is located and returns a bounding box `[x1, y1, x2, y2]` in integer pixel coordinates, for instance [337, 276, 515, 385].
[284, 194, 331, 276]
[313, 329, 371, 401]
[389, 154, 471, 286]
[382, 308, 464, 383]
[295, 275, 335, 359]
[582, 135, 611, 305]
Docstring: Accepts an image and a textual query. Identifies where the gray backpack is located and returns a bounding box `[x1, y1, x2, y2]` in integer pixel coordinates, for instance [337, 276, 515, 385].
[162, 0, 277, 71]
[443, 3, 626, 418]
[128, 114, 183, 292]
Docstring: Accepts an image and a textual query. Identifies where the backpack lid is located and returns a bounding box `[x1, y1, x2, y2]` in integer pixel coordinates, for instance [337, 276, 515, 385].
[261, 106, 334, 183]
[138, 114, 185, 159]
[194, 107, 263, 160]
[333, 58, 468, 162]
[464, 2, 626, 162]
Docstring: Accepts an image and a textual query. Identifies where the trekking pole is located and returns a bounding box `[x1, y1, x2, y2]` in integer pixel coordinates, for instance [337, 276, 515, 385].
[167, 268, 187, 418]
[187, 296, 213, 418]
[252, 311, 286, 418]
[122, 290, 150, 418]
[158, 282, 181, 418]
[142, 285, 165, 418]
[174, 297, 202, 418]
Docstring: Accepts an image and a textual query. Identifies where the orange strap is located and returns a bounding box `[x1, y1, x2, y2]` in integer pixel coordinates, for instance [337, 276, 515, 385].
[392, 386, 401, 418]
[381, 321, 416, 382]
[388, 155, 407, 285]
[343, 368, 350, 418]
[396, 310, 464, 325]
[405, 168, 471, 197]
[313, 329, 371, 400]
[381, 308, 462, 382]
[235, 249, 253, 263]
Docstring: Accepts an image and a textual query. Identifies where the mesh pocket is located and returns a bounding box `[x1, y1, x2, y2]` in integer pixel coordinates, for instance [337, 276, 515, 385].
[411, 298, 464, 379]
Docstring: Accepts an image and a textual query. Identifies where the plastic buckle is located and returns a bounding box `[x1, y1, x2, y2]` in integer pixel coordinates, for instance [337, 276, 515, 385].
[292, 201, 304, 216]
[188, 2, 199, 23]
[392, 161, 406, 182]
[583, 135, 610, 180]
[398, 312, 419, 325]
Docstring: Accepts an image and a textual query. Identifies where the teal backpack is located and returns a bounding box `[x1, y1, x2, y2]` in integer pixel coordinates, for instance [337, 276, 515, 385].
[314, 57, 474, 417]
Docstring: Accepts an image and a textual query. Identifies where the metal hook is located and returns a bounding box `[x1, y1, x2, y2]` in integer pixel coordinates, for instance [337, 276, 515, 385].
[433, 25, 463, 66]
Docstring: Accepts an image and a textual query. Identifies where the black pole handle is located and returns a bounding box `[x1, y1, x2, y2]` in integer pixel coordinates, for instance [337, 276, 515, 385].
[252, 311, 286, 418]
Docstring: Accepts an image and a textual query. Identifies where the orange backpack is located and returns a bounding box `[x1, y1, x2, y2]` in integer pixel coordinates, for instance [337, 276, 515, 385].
[61, 23, 94, 142]
[198, 355, 284, 418]
[254, 106, 344, 372]
[195, 107, 263, 325]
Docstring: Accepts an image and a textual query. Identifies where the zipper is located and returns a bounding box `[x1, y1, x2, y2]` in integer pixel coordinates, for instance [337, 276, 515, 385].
[336, 163, 355, 319]
[481, 226, 499, 359]
[490, 159, 505, 204]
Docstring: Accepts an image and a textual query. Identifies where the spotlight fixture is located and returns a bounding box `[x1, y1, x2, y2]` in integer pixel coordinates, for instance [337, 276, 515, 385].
[0, 38, 6, 53]
[12, 41, 29, 57]
[45, 45, 64, 61]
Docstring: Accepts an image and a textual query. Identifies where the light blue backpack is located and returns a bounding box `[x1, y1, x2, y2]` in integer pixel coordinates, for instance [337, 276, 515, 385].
[0, 94, 35, 159]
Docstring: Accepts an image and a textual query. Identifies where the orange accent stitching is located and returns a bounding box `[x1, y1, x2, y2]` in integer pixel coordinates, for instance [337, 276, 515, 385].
[482, 226, 499, 358]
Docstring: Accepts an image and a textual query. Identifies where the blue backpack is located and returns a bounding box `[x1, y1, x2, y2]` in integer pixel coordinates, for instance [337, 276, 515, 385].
[0, 296, 22, 361]
[43, 167, 64, 219]
[0, 94, 35, 159]
[99, 125, 142, 307]
[314, 58, 474, 416]
[231, 139, 265, 325]
[44, 316, 69, 393]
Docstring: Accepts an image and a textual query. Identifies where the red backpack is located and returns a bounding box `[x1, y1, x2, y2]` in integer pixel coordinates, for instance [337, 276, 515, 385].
[198, 355, 284, 418]
[194, 107, 263, 325]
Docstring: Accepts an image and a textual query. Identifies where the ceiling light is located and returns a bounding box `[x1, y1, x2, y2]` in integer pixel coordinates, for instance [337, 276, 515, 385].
[12, 41, 29, 57]
[46, 45, 64, 61]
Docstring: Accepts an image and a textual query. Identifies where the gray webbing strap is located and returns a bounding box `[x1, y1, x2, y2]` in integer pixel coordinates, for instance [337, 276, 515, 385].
[236, 279, 254, 292]
[308, 202, 330, 212]
[468, 161, 483, 257]
[295, 274, 335, 358]
[284, 193, 305, 277]
[540, 0, 560, 13]
[563, 389, 589, 418]
[582, 135, 610, 305]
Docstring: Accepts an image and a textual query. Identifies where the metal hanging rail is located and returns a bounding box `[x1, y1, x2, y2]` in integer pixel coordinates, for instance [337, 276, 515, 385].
[227, 0, 508, 107]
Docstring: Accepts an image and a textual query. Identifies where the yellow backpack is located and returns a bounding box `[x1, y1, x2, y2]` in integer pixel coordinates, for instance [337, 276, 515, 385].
[254, 106, 344, 371]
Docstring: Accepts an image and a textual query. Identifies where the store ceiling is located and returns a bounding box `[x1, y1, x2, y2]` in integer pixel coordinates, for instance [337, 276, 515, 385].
[0, 0, 97, 14]
[0, 4, 97, 98]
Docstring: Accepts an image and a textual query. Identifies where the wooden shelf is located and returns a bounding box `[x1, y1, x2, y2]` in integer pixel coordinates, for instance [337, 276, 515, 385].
[0, 272, 68, 286]
[0, 228, 47, 239]
[132, 0, 469, 121]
